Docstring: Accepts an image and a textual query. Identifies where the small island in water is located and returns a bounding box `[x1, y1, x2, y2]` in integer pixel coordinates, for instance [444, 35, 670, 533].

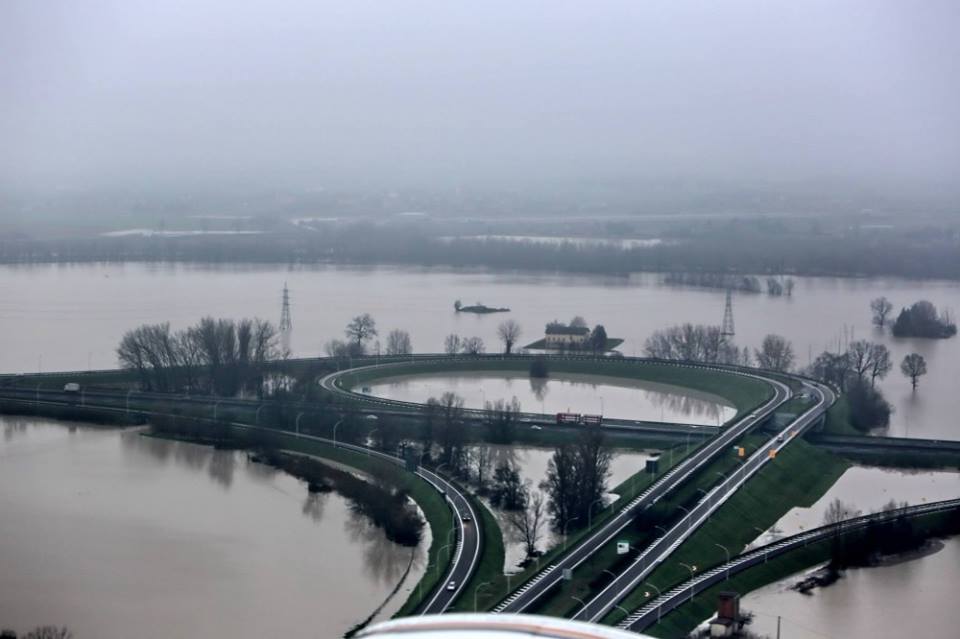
[891, 301, 957, 339]
[454, 299, 510, 314]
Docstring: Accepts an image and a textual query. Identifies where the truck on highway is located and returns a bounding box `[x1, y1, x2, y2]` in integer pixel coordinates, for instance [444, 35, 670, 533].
[63, 382, 81, 393]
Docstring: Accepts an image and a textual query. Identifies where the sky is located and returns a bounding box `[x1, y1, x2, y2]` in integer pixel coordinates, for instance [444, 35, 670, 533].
[2, 0, 959, 195]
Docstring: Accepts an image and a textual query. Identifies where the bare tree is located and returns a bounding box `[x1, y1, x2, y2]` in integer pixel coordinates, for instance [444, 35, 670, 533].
[473, 444, 494, 494]
[847, 340, 872, 379]
[900, 353, 927, 390]
[443, 333, 462, 355]
[345, 313, 377, 349]
[868, 343, 892, 386]
[754, 334, 795, 372]
[569, 316, 588, 329]
[24, 627, 73, 639]
[823, 498, 860, 526]
[462, 336, 486, 355]
[497, 320, 522, 354]
[784, 278, 795, 296]
[385, 329, 413, 355]
[506, 489, 546, 559]
[870, 296, 893, 327]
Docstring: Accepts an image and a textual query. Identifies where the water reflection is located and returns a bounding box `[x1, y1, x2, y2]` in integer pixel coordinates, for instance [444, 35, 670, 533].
[364, 372, 735, 425]
[1, 416, 427, 638]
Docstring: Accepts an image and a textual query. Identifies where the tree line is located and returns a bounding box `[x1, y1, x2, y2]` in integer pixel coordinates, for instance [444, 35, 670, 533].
[117, 317, 282, 395]
[7, 221, 960, 280]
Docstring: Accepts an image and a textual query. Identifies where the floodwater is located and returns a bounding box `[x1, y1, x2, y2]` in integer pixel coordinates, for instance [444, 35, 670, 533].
[736, 466, 959, 639]
[1, 263, 959, 439]
[0, 415, 425, 639]
[470, 444, 657, 572]
[359, 371, 735, 425]
[740, 536, 959, 639]
[750, 466, 960, 547]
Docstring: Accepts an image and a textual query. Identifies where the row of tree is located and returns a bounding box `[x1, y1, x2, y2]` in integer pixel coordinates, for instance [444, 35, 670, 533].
[662, 272, 795, 296]
[117, 317, 281, 395]
[643, 324, 795, 372]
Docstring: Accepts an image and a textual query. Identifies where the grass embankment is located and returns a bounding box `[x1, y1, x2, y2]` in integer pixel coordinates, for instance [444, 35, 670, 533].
[642, 508, 959, 637]
[820, 395, 861, 436]
[149, 420, 455, 618]
[341, 358, 772, 419]
[247, 429, 456, 618]
[529, 432, 773, 618]
[602, 437, 850, 629]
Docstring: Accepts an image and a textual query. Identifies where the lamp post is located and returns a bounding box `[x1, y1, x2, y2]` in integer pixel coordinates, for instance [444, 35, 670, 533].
[255, 403, 266, 426]
[714, 543, 731, 580]
[588, 498, 605, 529]
[332, 419, 343, 448]
[474, 582, 492, 612]
[36, 382, 42, 404]
[677, 504, 692, 532]
[213, 400, 222, 422]
[654, 524, 669, 538]
[562, 516, 581, 551]
[295, 411, 305, 435]
[644, 582, 663, 623]
[367, 428, 379, 455]
[125, 389, 135, 415]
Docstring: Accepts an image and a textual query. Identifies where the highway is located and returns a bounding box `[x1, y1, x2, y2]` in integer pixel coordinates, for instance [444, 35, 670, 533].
[619, 496, 960, 632]
[0, 386, 479, 615]
[488, 367, 792, 615]
[571, 380, 834, 623]
[0, 355, 821, 619]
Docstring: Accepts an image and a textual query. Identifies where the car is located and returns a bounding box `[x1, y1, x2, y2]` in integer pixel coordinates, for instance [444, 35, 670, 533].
[63, 382, 81, 393]
[530, 425, 543, 431]
[446, 580, 456, 591]
[461, 514, 472, 523]
[775, 434, 785, 443]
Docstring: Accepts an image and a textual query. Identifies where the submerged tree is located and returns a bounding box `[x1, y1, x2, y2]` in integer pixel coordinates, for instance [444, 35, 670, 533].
[900, 353, 928, 390]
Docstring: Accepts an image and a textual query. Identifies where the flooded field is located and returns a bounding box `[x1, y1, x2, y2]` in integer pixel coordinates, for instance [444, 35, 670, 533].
[0, 416, 424, 639]
[359, 371, 735, 425]
[1, 263, 959, 440]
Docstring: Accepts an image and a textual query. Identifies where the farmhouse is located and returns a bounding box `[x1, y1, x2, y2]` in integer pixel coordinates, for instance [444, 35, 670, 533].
[544, 321, 590, 348]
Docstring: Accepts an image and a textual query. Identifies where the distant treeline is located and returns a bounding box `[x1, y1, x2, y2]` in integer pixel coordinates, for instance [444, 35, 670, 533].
[3, 223, 960, 279]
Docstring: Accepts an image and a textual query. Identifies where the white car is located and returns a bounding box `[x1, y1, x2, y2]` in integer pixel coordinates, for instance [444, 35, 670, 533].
[446, 580, 456, 591]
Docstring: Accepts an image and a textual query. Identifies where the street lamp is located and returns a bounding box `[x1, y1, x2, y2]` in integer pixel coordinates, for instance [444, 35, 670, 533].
[255, 403, 267, 425]
[295, 411, 305, 435]
[562, 516, 581, 551]
[714, 543, 730, 580]
[654, 524, 669, 538]
[213, 400, 222, 422]
[570, 595, 586, 612]
[588, 498, 606, 528]
[677, 504, 693, 532]
[644, 582, 663, 623]
[474, 582, 492, 612]
[367, 428, 379, 455]
[332, 419, 343, 448]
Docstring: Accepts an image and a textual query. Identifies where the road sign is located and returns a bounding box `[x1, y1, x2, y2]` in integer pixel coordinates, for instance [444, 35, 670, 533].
[617, 541, 630, 555]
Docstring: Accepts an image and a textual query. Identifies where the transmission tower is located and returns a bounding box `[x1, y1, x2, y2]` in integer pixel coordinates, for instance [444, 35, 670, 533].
[721, 289, 735, 338]
[279, 282, 292, 352]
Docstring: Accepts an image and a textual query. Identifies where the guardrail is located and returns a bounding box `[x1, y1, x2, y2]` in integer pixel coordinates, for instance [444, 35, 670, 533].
[620, 497, 960, 632]
[571, 380, 833, 623]
[489, 369, 791, 615]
